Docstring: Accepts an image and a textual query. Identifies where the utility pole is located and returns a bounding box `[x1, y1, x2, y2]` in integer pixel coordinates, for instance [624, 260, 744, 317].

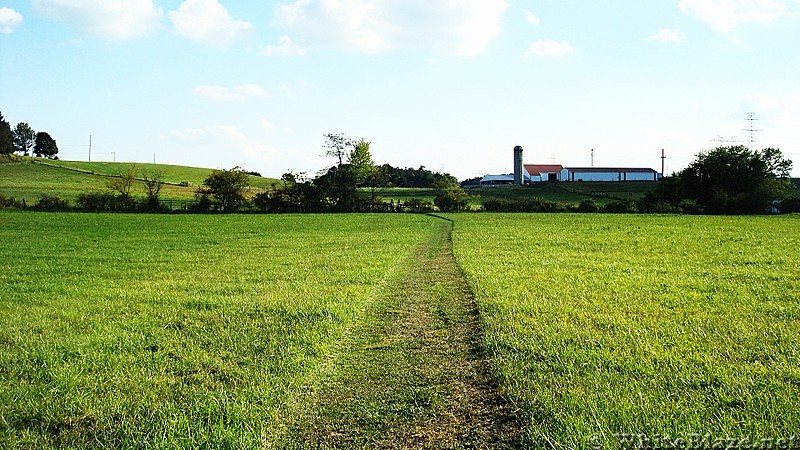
[89, 135, 92, 162]
[111, 151, 116, 162]
[591, 149, 594, 167]
[660, 149, 666, 203]
[153, 153, 156, 164]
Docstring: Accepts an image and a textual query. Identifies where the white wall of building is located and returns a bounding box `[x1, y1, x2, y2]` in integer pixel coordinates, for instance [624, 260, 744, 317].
[566, 170, 657, 182]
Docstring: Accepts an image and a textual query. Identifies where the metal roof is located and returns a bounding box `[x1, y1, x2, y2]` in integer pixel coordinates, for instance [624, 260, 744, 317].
[566, 167, 657, 173]
[524, 164, 564, 176]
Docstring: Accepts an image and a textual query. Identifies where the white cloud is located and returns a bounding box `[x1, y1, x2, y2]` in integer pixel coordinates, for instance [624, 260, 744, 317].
[32, 0, 162, 39]
[168, 0, 252, 46]
[524, 10, 540, 25]
[171, 125, 278, 159]
[678, 0, 799, 32]
[649, 28, 686, 43]
[526, 39, 573, 58]
[193, 84, 268, 102]
[262, 35, 307, 56]
[0, 7, 23, 35]
[272, 0, 510, 56]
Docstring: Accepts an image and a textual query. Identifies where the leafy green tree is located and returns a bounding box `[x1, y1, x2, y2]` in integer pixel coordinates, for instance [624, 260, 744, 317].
[34, 132, 58, 158]
[677, 145, 792, 214]
[363, 164, 390, 210]
[0, 112, 13, 156]
[433, 179, 470, 212]
[348, 138, 375, 187]
[12, 122, 35, 156]
[200, 166, 250, 212]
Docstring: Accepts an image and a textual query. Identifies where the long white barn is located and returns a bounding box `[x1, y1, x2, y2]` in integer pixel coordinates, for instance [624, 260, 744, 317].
[563, 167, 659, 182]
[523, 164, 659, 183]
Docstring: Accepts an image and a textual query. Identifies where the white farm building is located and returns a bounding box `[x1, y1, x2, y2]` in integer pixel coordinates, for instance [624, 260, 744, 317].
[479, 146, 662, 185]
[561, 167, 660, 182]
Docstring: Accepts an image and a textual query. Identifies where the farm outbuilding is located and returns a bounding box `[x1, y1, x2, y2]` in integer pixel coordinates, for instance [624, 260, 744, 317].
[564, 167, 660, 182]
[478, 147, 662, 185]
[480, 173, 531, 185]
[524, 165, 565, 183]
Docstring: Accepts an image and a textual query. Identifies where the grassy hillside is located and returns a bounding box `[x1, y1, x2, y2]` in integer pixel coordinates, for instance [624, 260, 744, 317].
[0, 157, 279, 203]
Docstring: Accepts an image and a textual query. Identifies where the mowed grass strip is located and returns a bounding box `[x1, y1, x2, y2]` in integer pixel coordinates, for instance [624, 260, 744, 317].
[275, 218, 521, 449]
[0, 212, 429, 449]
[448, 214, 800, 448]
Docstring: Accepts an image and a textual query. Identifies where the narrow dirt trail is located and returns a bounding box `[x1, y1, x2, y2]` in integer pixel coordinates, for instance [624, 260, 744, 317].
[274, 218, 521, 449]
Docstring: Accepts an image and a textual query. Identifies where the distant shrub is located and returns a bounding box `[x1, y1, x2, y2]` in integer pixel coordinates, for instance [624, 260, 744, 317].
[0, 193, 23, 209]
[482, 197, 566, 213]
[76, 192, 119, 211]
[677, 199, 702, 214]
[33, 194, 70, 211]
[602, 200, 637, 213]
[481, 199, 513, 212]
[778, 196, 800, 214]
[189, 192, 214, 213]
[246, 171, 262, 177]
[403, 198, 433, 213]
[139, 198, 169, 213]
[576, 199, 599, 213]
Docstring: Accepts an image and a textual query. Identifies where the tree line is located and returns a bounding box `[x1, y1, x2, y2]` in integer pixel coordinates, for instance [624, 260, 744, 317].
[0, 133, 471, 213]
[639, 145, 795, 214]
[196, 133, 469, 213]
[2, 132, 795, 214]
[0, 111, 59, 159]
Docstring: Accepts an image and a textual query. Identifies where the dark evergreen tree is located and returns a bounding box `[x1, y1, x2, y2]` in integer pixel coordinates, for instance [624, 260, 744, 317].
[0, 112, 13, 156]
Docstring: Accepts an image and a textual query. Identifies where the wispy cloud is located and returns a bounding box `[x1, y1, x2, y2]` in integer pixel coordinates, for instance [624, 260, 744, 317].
[32, 0, 162, 39]
[679, 0, 798, 32]
[649, 28, 686, 43]
[526, 39, 573, 58]
[193, 84, 268, 102]
[168, 0, 252, 47]
[262, 35, 306, 56]
[272, 0, 510, 56]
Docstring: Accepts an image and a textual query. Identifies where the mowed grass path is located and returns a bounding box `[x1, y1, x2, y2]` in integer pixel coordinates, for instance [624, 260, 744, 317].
[449, 214, 800, 448]
[274, 219, 520, 449]
[0, 212, 431, 448]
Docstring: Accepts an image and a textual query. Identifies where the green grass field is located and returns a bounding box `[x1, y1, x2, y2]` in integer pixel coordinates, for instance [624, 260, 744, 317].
[2, 210, 800, 448]
[449, 213, 800, 448]
[0, 212, 431, 448]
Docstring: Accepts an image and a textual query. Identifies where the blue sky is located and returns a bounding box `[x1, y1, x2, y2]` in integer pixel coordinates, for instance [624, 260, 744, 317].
[1, 0, 799, 179]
